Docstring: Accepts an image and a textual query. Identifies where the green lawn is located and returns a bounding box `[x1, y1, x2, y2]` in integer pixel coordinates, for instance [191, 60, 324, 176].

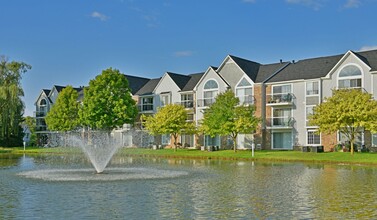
[3, 146, 377, 165]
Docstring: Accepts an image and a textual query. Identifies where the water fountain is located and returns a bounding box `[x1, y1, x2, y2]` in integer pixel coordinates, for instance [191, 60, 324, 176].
[18, 130, 188, 181]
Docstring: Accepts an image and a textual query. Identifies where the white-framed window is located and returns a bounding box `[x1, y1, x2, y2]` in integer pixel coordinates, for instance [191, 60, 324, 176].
[307, 130, 321, 145]
[305, 106, 315, 127]
[272, 108, 292, 126]
[306, 81, 319, 96]
[160, 94, 170, 107]
[372, 133, 377, 147]
[337, 64, 362, 89]
[161, 134, 170, 145]
[270, 84, 292, 103]
[181, 134, 194, 148]
[141, 97, 153, 111]
[202, 79, 219, 107]
[181, 93, 194, 108]
[272, 131, 292, 149]
[236, 77, 253, 105]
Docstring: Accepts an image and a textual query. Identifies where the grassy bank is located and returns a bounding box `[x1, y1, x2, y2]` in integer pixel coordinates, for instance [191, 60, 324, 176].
[3, 146, 377, 165]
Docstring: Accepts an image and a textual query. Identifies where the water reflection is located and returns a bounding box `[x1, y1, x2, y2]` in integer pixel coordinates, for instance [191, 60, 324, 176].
[1, 154, 377, 219]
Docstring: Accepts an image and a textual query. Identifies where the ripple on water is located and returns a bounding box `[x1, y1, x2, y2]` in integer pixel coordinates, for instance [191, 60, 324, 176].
[17, 167, 189, 182]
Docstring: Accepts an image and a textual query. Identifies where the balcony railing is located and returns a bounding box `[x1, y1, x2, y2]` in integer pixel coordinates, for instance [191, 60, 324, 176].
[36, 125, 47, 132]
[266, 117, 294, 128]
[177, 100, 194, 108]
[34, 111, 46, 117]
[197, 98, 215, 107]
[137, 104, 154, 112]
[237, 95, 254, 105]
[267, 93, 293, 105]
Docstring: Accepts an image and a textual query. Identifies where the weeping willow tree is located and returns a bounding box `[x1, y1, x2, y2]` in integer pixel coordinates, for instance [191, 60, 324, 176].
[0, 56, 31, 146]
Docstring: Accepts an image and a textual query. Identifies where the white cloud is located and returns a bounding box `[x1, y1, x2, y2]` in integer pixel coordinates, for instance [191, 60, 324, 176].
[285, 0, 324, 10]
[174, 51, 194, 57]
[91, 11, 109, 21]
[360, 45, 377, 51]
[344, 0, 361, 8]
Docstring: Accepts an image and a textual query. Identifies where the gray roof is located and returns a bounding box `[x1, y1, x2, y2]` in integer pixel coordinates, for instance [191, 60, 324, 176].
[124, 74, 150, 94]
[135, 78, 161, 95]
[356, 49, 377, 71]
[266, 55, 343, 83]
[266, 49, 377, 83]
[166, 72, 191, 90]
[255, 62, 291, 83]
[181, 72, 205, 92]
[229, 55, 261, 82]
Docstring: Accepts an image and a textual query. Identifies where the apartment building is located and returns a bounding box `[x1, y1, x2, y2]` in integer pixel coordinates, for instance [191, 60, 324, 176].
[35, 49, 377, 151]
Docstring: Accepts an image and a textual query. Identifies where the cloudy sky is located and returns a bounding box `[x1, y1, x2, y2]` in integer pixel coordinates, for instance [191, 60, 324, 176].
[1, 0, 377, 116]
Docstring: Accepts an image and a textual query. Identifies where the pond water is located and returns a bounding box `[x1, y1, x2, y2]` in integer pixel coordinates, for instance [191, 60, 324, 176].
[1, 153, 377, 219]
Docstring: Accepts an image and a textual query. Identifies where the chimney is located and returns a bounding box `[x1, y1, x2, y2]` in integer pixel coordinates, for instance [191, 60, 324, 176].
[280, 59, 282, 64]
[292, 60, 295, 64]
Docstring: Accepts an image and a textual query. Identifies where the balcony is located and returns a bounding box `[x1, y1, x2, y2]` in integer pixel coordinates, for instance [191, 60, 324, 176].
[197, 98, 215, 107]
[266, 117, 294, 128]
[34, 111, 46, 117]
[267, 93, 294, 106]
[137, 104, 154, 113]
[177, 100, 194, 109]
[36, 125, 47, 132]
[237, 95, 254, 105]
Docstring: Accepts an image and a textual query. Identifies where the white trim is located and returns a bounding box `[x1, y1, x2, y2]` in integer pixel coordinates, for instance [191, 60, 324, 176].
[271, 130, 293, 150]
[306, 129, 321, 146]
[325, 50, 371, 79]
[336, 63, 364, 89]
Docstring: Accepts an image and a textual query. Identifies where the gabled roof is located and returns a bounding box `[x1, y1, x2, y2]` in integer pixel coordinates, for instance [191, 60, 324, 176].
[228, 55, 261, 82]
[166, 72, 191, 90]
[266, 54, 343, 83]
[124, 74, 150, 94]
[355, 49, 377, 71]
[181, 72, 205, 92]
[135, 78, 161, 96]
[255, 62, 291, 83]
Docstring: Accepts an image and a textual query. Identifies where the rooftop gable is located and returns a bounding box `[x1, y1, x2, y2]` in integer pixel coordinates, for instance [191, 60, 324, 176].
[124, 74, 150, 95]
[135, 78, 161, 96]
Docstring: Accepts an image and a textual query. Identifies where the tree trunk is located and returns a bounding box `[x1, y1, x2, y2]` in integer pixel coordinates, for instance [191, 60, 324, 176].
[350, 133, 354, 155]
[232, 133, 237, 153]
[173, 134, 178, 152]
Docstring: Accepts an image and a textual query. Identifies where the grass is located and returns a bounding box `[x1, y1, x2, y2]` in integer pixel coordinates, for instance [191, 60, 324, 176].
[3, 146, 377, 165]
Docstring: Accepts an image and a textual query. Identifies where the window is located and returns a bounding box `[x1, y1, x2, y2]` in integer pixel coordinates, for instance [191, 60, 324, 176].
[204, 80, 218, 89]
[181, 94, 193, 108]
[306, 81, 319, 95]
[161, 134, 170, 145]
[338, 65, 362, 89]
[40, 99, 47, 105]
[141, 97, 153, 111]
[160, 94, 170, 107]
[307, 130, 320, 145]
[236, 77, 253, 104]
[273, 84, 291, 94]
[272, 108, 292, 126]
[372, 134, 377, 147]
[202, 79, 219, 107]
[272, 131, 292, 149]
[306, 106, 315, 127]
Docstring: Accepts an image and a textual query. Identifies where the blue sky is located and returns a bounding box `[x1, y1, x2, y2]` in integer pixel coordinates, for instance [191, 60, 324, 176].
[1, 0, 377, 116]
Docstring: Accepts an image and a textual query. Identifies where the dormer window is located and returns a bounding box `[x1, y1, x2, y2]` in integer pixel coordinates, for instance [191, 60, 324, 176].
[338, 65, 362, 89]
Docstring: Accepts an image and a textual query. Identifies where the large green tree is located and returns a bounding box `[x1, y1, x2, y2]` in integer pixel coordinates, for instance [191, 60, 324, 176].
[79, 68, 137, 131]
[0, 56, 31, 146]
[309, 89, 377, 155]
[45, 86, 80, 131]
[200, 90, 259, 152]
[142, 104, 196, 151]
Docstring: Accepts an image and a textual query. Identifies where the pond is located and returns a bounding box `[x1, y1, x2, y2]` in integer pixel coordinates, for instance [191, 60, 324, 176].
[1, 153, 377, 219]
